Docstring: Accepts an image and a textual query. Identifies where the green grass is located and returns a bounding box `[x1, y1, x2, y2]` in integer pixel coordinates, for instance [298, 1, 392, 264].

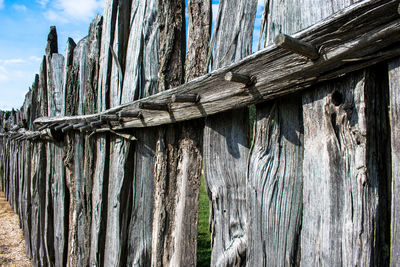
[197, 175, 211, 267]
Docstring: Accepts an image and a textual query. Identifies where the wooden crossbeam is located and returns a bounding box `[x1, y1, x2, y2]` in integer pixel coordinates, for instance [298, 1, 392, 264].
[34, 0, 400, 131]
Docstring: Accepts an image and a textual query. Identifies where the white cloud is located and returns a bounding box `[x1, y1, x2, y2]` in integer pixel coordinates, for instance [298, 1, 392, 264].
[0, 0, 4, 9]
[29, 56, 42, 62]
[0, 66, 8, 82]
[0, 59, 26, 65]
[43, 9, 69, 24]
[258, 0, 264, 7]
[44, 0, 105, 23]
[37, 0, 50, 8]
[13, 4, 27, 11]
[212, 4, 219, 22]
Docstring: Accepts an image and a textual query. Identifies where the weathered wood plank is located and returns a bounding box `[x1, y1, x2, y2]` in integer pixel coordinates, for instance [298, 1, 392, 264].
[72, 37, 89, 267]
[202, 0, 256, 265]
[125, 0, 159, 265]
[81, 14, 103, 267]
[247, 0, 337, 264]
[389, 57, 400, 266]
[247, 97, 303, 266]
[35, 55, 49, 267]
[89, 0, 115, 265]
[103, 1, 134, 266]
[34, 0, 400, 130]
[44, 51, 64, 267]
[301, 65, 390, 266]
[151, 0, 201, 266]
[162, 1, 210, 265]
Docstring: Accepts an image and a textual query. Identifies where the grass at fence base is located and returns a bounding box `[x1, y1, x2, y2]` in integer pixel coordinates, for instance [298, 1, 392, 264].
[197, 175, 211, 266]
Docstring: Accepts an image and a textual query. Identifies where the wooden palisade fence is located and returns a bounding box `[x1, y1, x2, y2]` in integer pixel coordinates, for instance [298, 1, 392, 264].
[0, 0, 399, 266]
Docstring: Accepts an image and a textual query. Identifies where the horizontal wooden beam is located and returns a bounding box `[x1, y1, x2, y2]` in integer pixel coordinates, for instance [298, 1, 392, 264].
[34, 0, 400, 131]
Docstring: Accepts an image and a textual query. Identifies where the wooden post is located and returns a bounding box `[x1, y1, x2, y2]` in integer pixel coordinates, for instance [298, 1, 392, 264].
[389, 58, 400, 266]
[103, 0, 134, 266]
[203, 0, 257, 265]
[125, 1, 159, 265]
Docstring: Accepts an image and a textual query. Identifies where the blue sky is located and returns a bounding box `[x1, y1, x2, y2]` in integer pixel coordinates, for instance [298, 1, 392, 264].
[0, 0, 263, 110]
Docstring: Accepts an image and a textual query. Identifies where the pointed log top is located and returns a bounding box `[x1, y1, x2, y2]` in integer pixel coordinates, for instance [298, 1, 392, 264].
[46, 26, 58, 58]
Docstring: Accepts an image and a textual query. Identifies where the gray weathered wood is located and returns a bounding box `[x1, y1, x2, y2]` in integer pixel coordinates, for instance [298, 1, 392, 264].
[203, 0, 256, 265]
[34, 0, 400, 130]
[171, 94, 200, 103]
[45, 47, 65, 266]
[74, 37, 90, 267]
[150, 0, 190, 265]
[301, 66, 390, 266]
[80, 16, 103, 267]
[389, 57, 400, 266]
[89, 0, 114, 261]
[165, 1, 210, 265]
[247, 98, 303, 266]
[103, 1, 134, 266]
[139, 102, 169, 111]
[274, 34, 319, 60]
[125, 1, 159, 265]
[38, 54, 49, 267]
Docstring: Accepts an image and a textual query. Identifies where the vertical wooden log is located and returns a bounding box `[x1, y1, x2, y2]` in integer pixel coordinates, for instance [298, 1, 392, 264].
[23, 76, 38, 259]
[32, 55, 49, 267]
[43, 26, 59, 266]
[389, 58, 400, 266]
[151, 0, 188, 266]
[249, 1, 368, 266]
[248, 0, 305, 265]
[124, 1, 159, 265]
[301, 66, 390, 266]
[203, 1, 257, 266]
[46, 52, 64, 267]
[64, 37, 89, 267]
[168, 1, 211, 266]
[103, 1, 133, 266]
[260, 0, 360, 48]
[90, 1, 116, 265]
[81, 14, 102, 267]
[74, 38, 90, 267]
[247, 97, 303, 266]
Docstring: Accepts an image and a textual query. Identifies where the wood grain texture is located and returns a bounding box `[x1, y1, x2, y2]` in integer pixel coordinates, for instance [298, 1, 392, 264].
[72, 38, 90, 267]
[89, 1, 116, 265]
[34, 0, 400, 130]
[45, 48, 65, 266]
[203, 0, 256, 265]
[151, 1, 187, 266]
[301, 66, 390, 266]
[104, 1, 139, 266]
[164, 1, 210, 265]
[247, 98, 303, 266]
[126, 128, 156, 266]
[125, 1, 159, 265]
[389, 58, 400, 266]
[81, 15, 103, 267]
